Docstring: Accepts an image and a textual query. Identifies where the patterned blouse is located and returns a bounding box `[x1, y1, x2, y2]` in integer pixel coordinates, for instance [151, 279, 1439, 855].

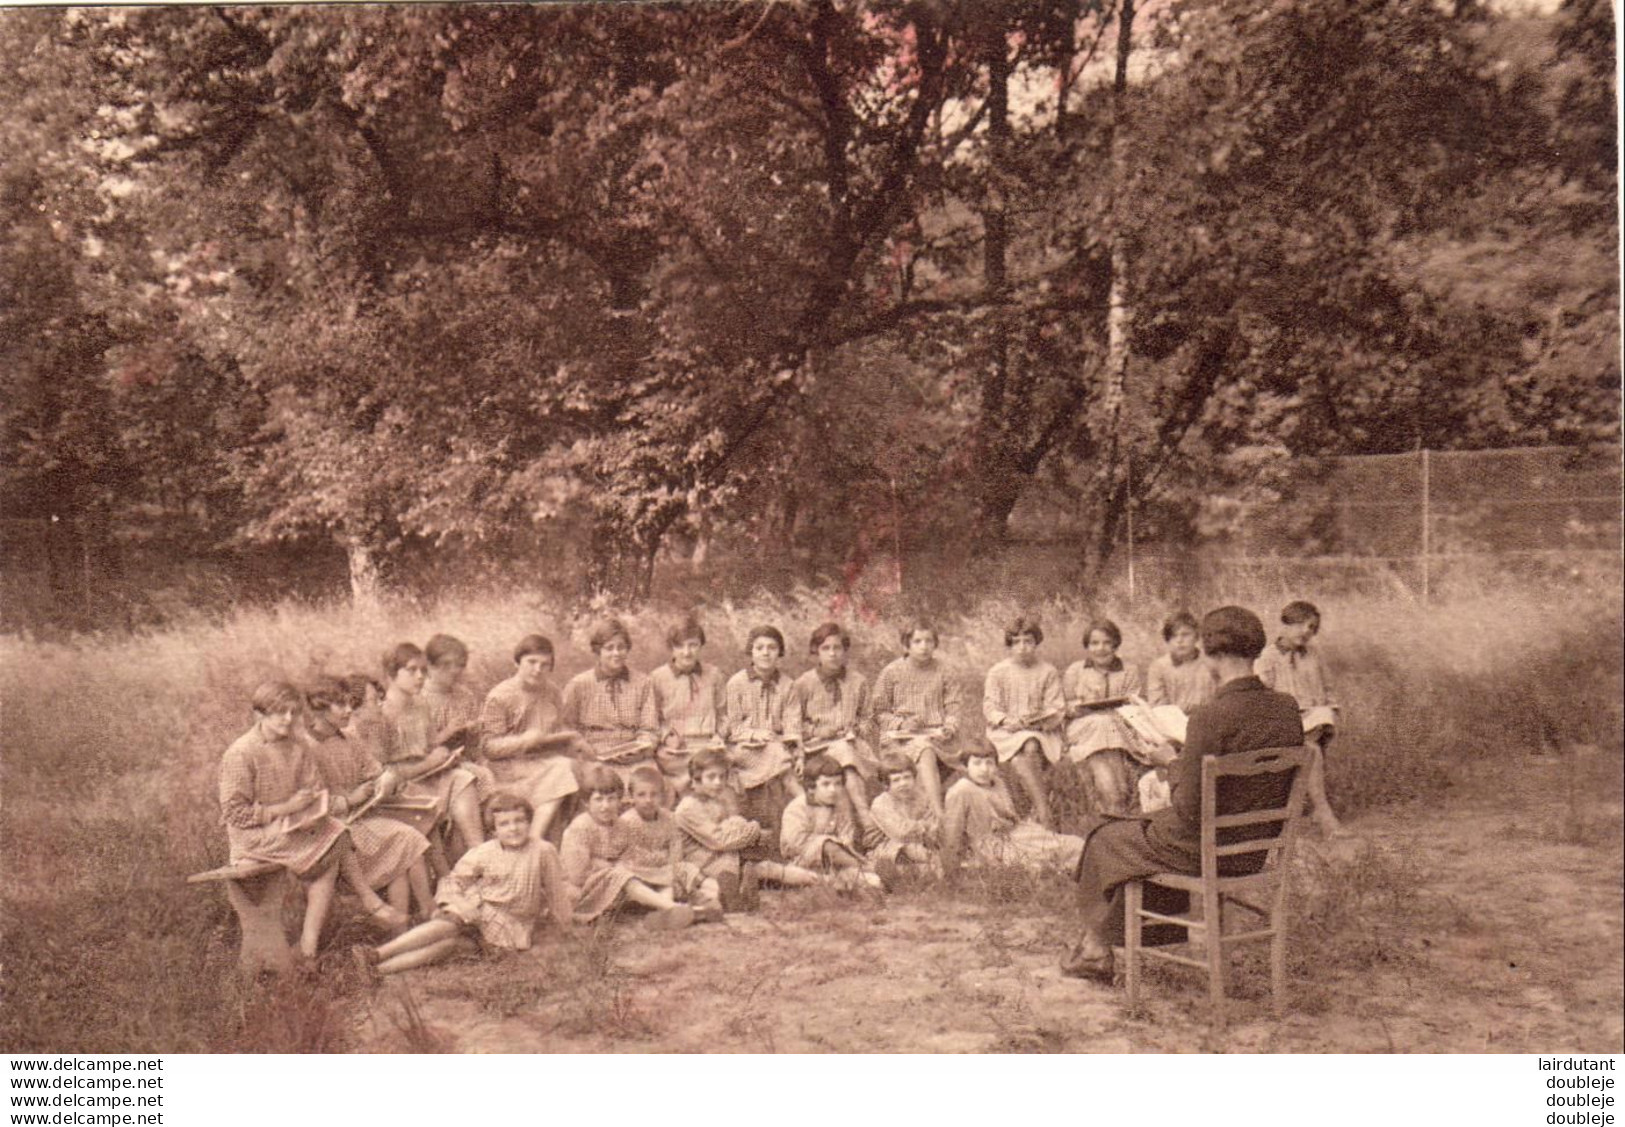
[560, 668, 659, 748]
[1145, 652, 1219, 712]
[871, 657, 964, 735]
[1254, 641, 1335, 709]
[792, 667, 871, 743]
[649, 662, 726, 744]
[722, 668, 801, 743]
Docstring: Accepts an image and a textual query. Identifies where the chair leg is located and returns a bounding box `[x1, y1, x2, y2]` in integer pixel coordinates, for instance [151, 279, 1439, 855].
[1125, 881, 1142, 1013]
[1204, 887, 1227, 1028]
[1270, 910, 1287, 1017]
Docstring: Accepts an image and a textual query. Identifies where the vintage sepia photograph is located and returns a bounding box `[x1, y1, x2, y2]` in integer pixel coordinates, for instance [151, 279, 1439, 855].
[1, 0, 1619, 1057]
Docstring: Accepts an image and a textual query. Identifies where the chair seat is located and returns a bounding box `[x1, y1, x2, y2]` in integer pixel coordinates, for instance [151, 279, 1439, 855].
[1145, 869, 1276, 894]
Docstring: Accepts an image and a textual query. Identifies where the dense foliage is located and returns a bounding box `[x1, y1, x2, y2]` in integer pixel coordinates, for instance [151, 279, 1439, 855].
[1, 0, 1616, 619]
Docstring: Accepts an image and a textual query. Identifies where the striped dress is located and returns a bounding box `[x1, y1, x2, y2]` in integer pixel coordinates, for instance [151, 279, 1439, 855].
[377, 690, 482, 831]
[435, 838, 568, 950]
[982, 657, 1066, 764]
[560, 668, 660, 778]
[649, 661, 726, 791]
[672, 789, 759, 881]
[871, 656, 964, 768]
[793, 667, 878, 779]
[1145, 652, 1219, 713]
[869, 786, 940, 863]
[305, 730, 429, 891]
[560, 811, 637, 923]
[479, 674, 580, 807]
[616, 807, 704, 897]
[422, 682, 496, 800]
[218, 728, 347, 876]
[1062, 659, 1145, 763]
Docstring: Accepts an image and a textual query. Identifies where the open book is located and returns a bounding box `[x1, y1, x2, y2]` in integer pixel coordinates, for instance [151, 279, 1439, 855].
[881, 727, 944, 743]
[414, 747, 463, 780]
[1117, 699, 1189, 748]
[600, 738, 656, 764]
[1301, 705, 1339, 732]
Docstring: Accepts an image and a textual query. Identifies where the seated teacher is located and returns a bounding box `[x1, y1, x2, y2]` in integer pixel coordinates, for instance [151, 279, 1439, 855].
[1061, 605, 1304, 982]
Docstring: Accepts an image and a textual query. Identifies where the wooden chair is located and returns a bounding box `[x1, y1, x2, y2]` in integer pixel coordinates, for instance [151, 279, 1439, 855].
[1124, 744, 1312, 1024]
[186, 861, 293, 974]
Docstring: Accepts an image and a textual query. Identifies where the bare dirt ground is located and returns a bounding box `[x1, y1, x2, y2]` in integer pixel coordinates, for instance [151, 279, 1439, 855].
[354, 752, 1623, 1053]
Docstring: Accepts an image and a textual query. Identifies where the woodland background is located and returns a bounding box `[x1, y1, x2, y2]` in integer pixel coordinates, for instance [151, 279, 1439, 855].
[1, 0, 1618, 631]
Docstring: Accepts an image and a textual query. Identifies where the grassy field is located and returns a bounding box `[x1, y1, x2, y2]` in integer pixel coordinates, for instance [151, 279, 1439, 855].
[1, 578, 1620, 1051]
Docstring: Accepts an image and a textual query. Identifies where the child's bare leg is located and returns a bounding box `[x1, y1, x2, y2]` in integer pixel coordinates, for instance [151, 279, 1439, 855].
[449, 788, 485, 854]
[916, 751, 944, 815]
[693, 877, 723, 914]
[843, 768, 879, 837]
[377, 937, 467, 975]
[1086, 753, 1130, 817]
[299, 865, 341, 958]
[407, 860, 434, 917]
[1305, 742, 1345, 833]
[751, 861, 822, 887]
[375, 916, 462, 962]
[622, 879, 679, 911]
[385, 874, 411, 917]
[1011, 744, 1054, 828]
[821, 842, 863, 871]
[529, 798, 564, 842]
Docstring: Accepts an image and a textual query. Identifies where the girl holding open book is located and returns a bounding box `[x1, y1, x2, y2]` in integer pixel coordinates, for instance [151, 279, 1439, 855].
[303, 677, 434, 921]
[218, 682, 408, 958]
[983, 615, 1067, 830]
[1063, 619, 1147, 818]
[378, 642, 487, 857]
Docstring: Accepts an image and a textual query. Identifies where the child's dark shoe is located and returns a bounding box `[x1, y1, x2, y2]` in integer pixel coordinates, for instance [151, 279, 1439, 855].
[1060, 942, 1115, 982]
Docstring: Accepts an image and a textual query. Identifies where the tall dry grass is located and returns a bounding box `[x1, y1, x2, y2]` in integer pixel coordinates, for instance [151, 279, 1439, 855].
[1, 575, 1619, 1050]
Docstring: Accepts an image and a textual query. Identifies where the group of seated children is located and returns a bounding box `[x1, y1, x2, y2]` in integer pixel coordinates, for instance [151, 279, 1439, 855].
[220, 601, 1343, 975]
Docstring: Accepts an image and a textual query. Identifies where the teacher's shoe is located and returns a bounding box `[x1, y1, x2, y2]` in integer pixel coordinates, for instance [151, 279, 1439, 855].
[1060, 940, 1115, 982]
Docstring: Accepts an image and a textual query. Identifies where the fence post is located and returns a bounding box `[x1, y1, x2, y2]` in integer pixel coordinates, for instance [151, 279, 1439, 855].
[1420, 447, 1431, 606]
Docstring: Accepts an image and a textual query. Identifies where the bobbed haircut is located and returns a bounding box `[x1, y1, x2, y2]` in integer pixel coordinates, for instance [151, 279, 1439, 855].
[484, 791, 534, 831]
[1281, 600, 1322, 628]
[809, 621, 850, 653]
[382, 642, 425, 678]
[688, 746, 731, 781]
[1083, 618, 1123, 650]
[425, 634, 469, 666]
[304, 676, 351, 712]
[1004, 615, 1044, 647]
[343, 672, 385, 708]
[1201, 606, 1268, 660]
[746, 624, 785, 656]
[251, 681, 303, 716]
[963, 743, 998, 766]
[578, 763, 626, 797]
[878, 750, 914, 781]
[666, 615, 707, 648]
[628, 765, 667, 796]
[588, 617, 633, 654]
[513, 634, 555, 664]
[801, 754, 845, 785]
[1162, 610, 1201, 642]
[899, 620, 938, 649]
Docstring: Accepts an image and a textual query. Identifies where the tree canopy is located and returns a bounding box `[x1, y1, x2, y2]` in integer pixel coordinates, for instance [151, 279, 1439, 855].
[1, 0, 1616, 620]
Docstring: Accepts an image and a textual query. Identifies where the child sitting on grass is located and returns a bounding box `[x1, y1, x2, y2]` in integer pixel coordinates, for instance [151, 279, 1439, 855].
[303, 677, 434, 921]
[868, 750, 942, 879]
[618, 766, 723, 923]
[354, 793, 570, 976]
[983, 615, 1067, 830]
[722, 625, 805, 854]
[561, 766, 695, 929]
[941, 745, 1085, 880]
[649, 616, 727, 800]
[673, 747, 819, 906]
[1254, 600, 1346, 836]
[871, 621, 963, 817]
[1063, 619, 1147, 818]
[221, 682, 410, 958]
[780, 755, 885, 892]
[793, 622, 884, 847]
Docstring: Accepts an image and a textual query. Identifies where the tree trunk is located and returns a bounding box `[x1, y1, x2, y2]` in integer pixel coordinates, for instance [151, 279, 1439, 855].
[345, 537, 382, 605]
[1084, 0, 1138, 584]
[973, 33, 1016, 548]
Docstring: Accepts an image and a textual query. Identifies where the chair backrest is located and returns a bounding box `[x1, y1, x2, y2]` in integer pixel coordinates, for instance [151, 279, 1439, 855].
[1198, 744, 1313, 882]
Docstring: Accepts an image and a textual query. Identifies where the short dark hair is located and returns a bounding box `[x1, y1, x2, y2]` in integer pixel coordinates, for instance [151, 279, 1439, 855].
[1201, 606, 1267, 660]
[484, 791, 534, 831]
[343, 672, 385, 708]
[878, 751, 913, 782]
[746, 625, 785, 656]
[304, 676, 351, 712]
[808, 621, 850, 653]
[425, 634, 469, 666]
[513, 634, 555, 664]
[801, 754, 845, 786]
[382, 642, 425, 678]
[688, 747, 730, 781]
[588, 618, 632, 654]
[1004, 615, 1044, 647]
[1083, 618, 1122, 650]
[666, 616, 707, 648]
[1281, 601, 1321, 629]
[628, 765, 666, 797]
[578, 764, 625, 797]
[899, 620, 938, 649]
[964, 744, 997, 766]
[1161, 610, 1200, 642]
